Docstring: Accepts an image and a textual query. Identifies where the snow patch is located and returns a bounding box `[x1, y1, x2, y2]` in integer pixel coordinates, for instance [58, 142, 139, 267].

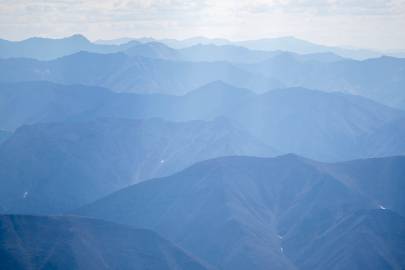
[379, 205, 386, 210]
[160, 159, 165, 164]
[23, 192, 28, 199]
[280, 247, 284, 253]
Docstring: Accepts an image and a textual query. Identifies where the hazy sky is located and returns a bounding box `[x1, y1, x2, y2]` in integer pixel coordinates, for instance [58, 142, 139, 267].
[1, 0, 405, 50]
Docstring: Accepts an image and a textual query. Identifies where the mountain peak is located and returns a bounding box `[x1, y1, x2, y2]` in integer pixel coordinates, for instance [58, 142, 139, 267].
[67, 34, 90, 42]
[188, 81, 255, 97]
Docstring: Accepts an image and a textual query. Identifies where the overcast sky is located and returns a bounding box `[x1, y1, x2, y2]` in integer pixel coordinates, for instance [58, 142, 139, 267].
[1, 0, 404, 50]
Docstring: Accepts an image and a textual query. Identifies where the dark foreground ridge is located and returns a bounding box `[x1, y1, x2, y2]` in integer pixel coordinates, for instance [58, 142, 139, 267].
[0, 215, 210, 270]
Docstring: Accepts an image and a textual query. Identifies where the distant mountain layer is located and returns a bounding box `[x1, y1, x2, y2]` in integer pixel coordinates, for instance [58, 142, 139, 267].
[104, 36, 388, 60]
[1, 35, 387, 61]
[0, 117, 275, 215]
[0, 82, 113, 130]
[177, 44, 344, 63]
[0, 34, 140, 60]
[234, 36, 383, 60]
[0, 81, 257, 130]
[1, 34, 349, 65]
[0, 215, 209, 270]
[0, 52, 282, 94]
[1, 81, 404, 161]
[240, 55, 405, 109]
[75, 155, 405, 270]
[1, 49, 405, 109]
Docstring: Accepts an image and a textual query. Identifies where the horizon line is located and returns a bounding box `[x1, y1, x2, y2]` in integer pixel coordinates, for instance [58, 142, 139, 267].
[2, 33, 401, 52]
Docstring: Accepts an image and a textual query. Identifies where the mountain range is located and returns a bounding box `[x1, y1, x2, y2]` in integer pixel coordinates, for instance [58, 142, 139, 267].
[2, 35, 388, 61]
[221, 87, 404, 161]
[0, 117, 275, 215]
[1, 81, 403, 161]
[1, 48, 405, 109]
[98, 36, 402, 60]
[0, 51, 282, 94]
[0, 34, 349, 63]
[75, 154, 405, 270]
[241, 54, 405, 109]
[0, 33, 404, 270]
[0, 34, 141, 60]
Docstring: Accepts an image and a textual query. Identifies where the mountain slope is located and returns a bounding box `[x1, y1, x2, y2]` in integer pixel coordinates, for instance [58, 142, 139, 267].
[0, 81, 113, 130]
[359, 117, 405, 158]
[322, 156, 405, 216]
[224, 87, 403, 161]
[0, 117, 275, 215]
[296, 209, 405, 270]
[0, 215, 209, 270]
[0, 130, 11, 145]
[75, 155, 404, 270]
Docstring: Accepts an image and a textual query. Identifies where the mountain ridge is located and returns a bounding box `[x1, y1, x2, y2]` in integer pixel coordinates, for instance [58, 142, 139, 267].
[74, 154, 405, 270]
[0, 117, 277, 215]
